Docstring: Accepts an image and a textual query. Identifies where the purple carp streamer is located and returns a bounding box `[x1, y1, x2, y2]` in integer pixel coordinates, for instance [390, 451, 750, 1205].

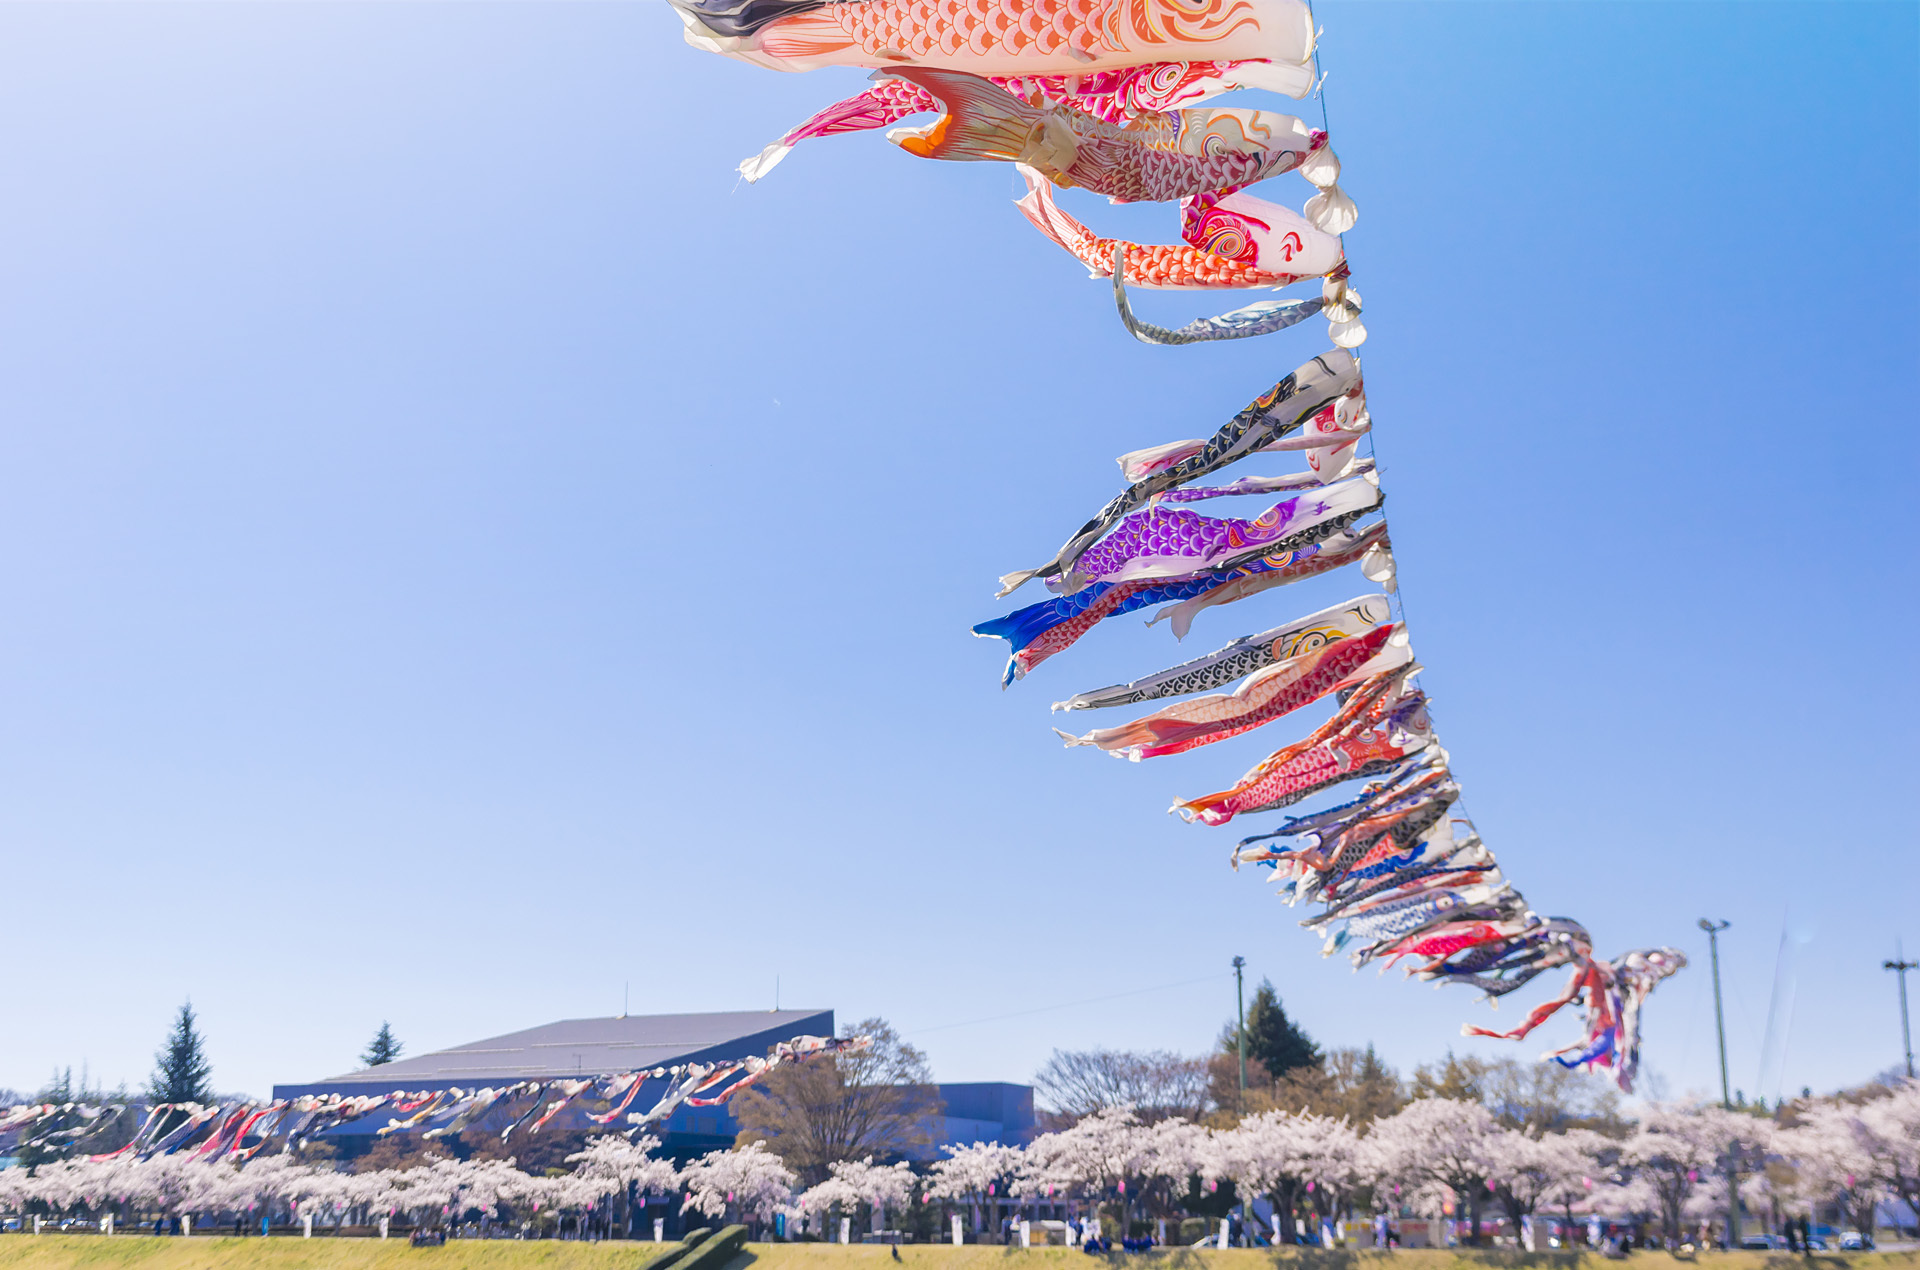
[1, 1036, 871, 1163]
[1058, 471, 1381, 589]
[996, 348, 1362, 596]
[673, 0, 1681, 1089]
[972, 520, 1389, 685]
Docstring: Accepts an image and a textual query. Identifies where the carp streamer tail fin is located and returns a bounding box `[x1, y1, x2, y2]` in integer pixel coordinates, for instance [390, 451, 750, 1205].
[881, 68, 1044, 164]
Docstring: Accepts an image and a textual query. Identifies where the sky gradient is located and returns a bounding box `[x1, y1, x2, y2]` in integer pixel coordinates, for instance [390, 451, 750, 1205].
[0, 1, 1914, 1107]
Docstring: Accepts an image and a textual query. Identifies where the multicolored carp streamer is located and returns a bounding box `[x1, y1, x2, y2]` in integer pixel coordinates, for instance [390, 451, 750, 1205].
[1054, 619, 1404, 760]
[882, 69, 1326, 204]
[973, 520, 1389, 684]
[0, 1035, 870, 1163]
[741, 60, 1308, 181]
[1170, 664, 1434, 825]
[1462, 945, 1687, 1090]
[1053, 592, 1390, 711]
[674, 0, 1681, 1092]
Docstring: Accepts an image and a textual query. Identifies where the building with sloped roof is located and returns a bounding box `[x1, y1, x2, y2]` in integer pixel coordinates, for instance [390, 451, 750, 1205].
[272, 1009, 1033, 1157]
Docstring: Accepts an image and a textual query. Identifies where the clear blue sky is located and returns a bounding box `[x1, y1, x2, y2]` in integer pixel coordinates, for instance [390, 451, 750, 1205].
[0, 2, 1912, 1107]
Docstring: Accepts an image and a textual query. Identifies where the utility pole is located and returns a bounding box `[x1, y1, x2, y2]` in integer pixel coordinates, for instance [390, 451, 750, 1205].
[1699, 918, 1738, 1247]
[1886, 943, 1918, 1080]
[1232, 956, 1247, 1103]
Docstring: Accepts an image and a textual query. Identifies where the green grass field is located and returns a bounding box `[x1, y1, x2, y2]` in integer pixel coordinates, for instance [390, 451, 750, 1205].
[0, 1240, 1912, 1270]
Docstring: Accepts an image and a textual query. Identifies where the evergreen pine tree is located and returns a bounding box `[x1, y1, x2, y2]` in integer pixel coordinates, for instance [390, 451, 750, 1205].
[1243, 979, 1321, 1076]
[361, 1022, 403, 1067]
[146, 1001, 214, 1104]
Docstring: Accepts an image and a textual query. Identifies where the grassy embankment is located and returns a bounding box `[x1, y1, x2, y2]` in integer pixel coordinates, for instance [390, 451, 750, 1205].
[0, 1241, 1912, 1270]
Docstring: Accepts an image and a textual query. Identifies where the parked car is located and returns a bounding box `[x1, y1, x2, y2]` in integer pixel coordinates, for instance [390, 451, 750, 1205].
[1740, 1234, 1785, 1250]
[1804, 1235, 1829, 1251]
[1839, 1231, 1872, 1250]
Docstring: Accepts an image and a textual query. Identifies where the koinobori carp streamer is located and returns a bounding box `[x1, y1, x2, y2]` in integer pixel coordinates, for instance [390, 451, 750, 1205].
[996, 348, 1363, 596]
[972, 520, 1389, 685]
[1055, 620, 1404, 760]
[882, 68, 1328, 205]
[740, 59, 1312, 181]
[1052, 592, 1391, 712]
[1, 1035, 876, 1164]
[1056, 470, 1381, 590]
[675, 0, 1685, 1089]
[1170, 664, 1432, 825]
[668, 0, 1317, 82]
[1016, 166, 1345, 289]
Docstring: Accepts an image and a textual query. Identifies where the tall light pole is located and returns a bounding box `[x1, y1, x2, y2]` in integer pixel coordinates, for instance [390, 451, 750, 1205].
[1699, 919, 1733, 1105]
[1232, 956, 1247, 1103]
[1699, 918, 1739, 1246]
[1887, 944, 1918, 1080]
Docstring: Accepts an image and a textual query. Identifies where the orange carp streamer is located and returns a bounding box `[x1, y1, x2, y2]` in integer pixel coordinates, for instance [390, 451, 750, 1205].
[670, 0, 1317, 83]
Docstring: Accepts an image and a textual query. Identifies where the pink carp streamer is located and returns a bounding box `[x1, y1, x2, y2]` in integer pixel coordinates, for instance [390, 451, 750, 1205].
[1017, 166, 1344, 290]
[1056, 620, 1402, 760]
[741, 60, 1307, 181]
[883, 68, 1325, 204]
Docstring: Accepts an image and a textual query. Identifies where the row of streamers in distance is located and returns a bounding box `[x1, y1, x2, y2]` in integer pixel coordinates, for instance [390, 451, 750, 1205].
[0, 1036, 868, 1163]
[667, 0, 1684, 1089]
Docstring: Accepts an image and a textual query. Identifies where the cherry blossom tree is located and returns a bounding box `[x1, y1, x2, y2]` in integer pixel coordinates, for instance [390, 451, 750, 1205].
[1783, 1098, 1895, 1239]
[795, 1157, 913, 1236]
[1369, 1096, 1500, 1243]
[925, 1141, 1023, 1236]
[563, 1133, 678, 1236]
[1132, 1117, 1212, 1226]
[1203, 1109, 1315, 1243]
[1619, 1102, 1769, 1245]
[1857, 1080, 1920, 1221]
[681, 1141, 796, 1228]
[1484, 1126, 1604, 1247]
[1020, 1105, 1153, 1233]
[1296, 1114, 1364, 1240]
